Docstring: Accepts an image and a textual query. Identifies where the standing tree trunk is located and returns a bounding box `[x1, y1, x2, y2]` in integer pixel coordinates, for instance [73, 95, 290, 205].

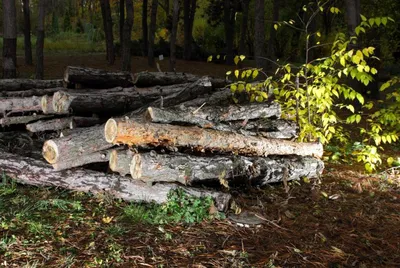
[267, 0, 280, 61]
[2, 0, 17, 78]
[238, 0, 250, 56]
[100, 0, 115, 65]
[345, 0, 361, 40]
[254, 0, 267, 69]
[183, 0, 196, 60]
[119, 0, 125, 48]
[224, 0, 236, 65]
[142, 0, 149, 56]
[122, 0, 134, 71]
[35, 0, 45, 79]
[148, 0, 159, 67]
[169, 0, 180, 71]
[22, 0, 33, 65]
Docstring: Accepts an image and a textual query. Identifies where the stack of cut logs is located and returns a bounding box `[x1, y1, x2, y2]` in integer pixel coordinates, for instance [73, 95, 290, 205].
[0, 66, 324, 211]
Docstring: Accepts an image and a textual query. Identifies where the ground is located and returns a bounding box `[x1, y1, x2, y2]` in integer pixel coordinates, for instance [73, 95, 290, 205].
[0, 54, 399, 267]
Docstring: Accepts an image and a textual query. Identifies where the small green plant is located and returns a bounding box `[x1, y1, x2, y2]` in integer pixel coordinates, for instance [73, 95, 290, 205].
[0, 175, 17, 197]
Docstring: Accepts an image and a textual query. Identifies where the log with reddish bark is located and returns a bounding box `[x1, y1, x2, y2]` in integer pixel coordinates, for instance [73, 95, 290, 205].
[104, 118, 324, 158]
[42, 125, 113, 164]
[64, 66, 134, 88]
[0, 79, 63, 91]
[26, 116, 101, 132]
[128, 151, 324, 185]
[0, 96, 42, 114]
[109, 149, 133, 176]
[52, 148, 114, 171]
[133, 71, 226, 88]
[0, 114, 54, 126]
[0, 150, 231, 211]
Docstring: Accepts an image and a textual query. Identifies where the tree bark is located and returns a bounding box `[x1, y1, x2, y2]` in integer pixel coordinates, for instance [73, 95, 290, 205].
[42, 125, 113, 164]
[183, 0, 196, 60]
[35, 0, 45, 79]
[223, 0, 236, 65]
[64, 66, 134, 88]
[0, 87, 64, 98]
[122, 0, 134, 72]
[266, 0, 279, 61]
[0, 79, 63, 91]
[0, 96, 42, 114]
[254, 0, 267, 69]
[230, 118, 299, 139]
[26, 116, 101, 132]
[119, 0, 125, 47]
[142, 0, 149, 56]
[148, 0, 159, 67]
[0, 114, 53, 126]
[104, 118, 324, 158]
[109, 149, 134, 176]
[178, 88, 233, 107]
[2, 0, 17, 78]
[0, 150, 231, 212]
[128, 151, 323, 185]
[238, 0, 250, 55]
[22, 0, 33, 65]
[52, 149, 114, 171]
[169, 0, 180, 72]
[100, 0, 115, 65]
[345, 0, 361, 39]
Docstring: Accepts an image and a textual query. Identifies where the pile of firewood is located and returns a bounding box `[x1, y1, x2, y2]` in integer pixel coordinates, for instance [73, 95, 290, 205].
[0, 66, 324, 211]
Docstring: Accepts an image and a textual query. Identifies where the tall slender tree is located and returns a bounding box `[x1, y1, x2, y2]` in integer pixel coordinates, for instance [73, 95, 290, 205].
[169, 0, 180, 71]
[254, 0, 267, 69]
[100, 0, 115, 64]
[183, 0, 196, 60]
[36, 0, 45, 79]
[120, 0, 125, 47]
[345, 0, 361, 39]
[267, 0, 280, 61]
[22, 0, 33, 65]
[148, 0, 159, 67]
[2, 0, 17, 78]
[122, 0, 134, 71]
[223, 0, 236, 65]
[142, 0, 149, 56]
[238, 0, 250, 56]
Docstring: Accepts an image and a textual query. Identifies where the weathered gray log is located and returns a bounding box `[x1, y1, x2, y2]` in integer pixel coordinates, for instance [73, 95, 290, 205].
[51, 90, 143, 115]
[0, 87, 64, 98]
[64, 66, 134, 88]
[178, 88, 233, 107]
[52, 148, 114, 171]
[105, 118, 324, 158]
[26, 116, 101, 132]
[41, 95, 56, 114]
[0, 114, 53, 126]
[231, 119, 299, 139]
[109, 149, 133, 176]
[43, 125, 113, 164]
[0, 150, 231, 211]
[128, 151, 324, 185]
[0, 96, 42, 114]
[0, 79, 63, 91]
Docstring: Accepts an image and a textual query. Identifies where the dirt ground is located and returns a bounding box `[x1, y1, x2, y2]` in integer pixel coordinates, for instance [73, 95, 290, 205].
[1, 54, 399, 267]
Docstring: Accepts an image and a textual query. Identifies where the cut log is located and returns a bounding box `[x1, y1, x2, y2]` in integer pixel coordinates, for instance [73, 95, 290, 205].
[41, 95, 56, 114]
[26, 116, 101, 132]
[0, 150, 231, 211]
[0, 114, 54, 126]
[109, 149, 133, 176]
[64, 66, 134, 88]
[0, 87, 64, 98]
[178, 88, 233, 107]
[0, 79, 63, 91]
[104, 118, 324, 158]
[0, 96, 42, 114]
[231, 119, 299, 139]
[43, 125, 113, 164]
[128, 151, 324, 185]
[51, 90, 143, 115]
[52, 148, 114, 171]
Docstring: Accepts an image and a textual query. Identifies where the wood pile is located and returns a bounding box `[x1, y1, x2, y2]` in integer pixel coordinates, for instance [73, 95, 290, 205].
[0, 66, 324, 211]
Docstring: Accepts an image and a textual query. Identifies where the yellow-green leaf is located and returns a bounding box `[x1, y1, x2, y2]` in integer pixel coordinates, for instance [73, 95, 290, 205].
[239, 55, 246, 61]
[252, 69, 259, 79]
[387, 157, 394, 166]
[274, 24, 278, 30]
[230, 84, 237, 92]
[234, 56, 240, 65]
[340, 56, 346, 67]
[234, 70, 239, 78]
[226, 70, 232, 76]
[370, 68, 377, 75]
[360, 14, 367, 21]
[369, 18, 375, 26]
[382, 17, 388, 25]
[207, 55, 213, 62]
[375, 17, 381, 26]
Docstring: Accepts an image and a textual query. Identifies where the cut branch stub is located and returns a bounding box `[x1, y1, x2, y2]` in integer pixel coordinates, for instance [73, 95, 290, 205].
[109, 149, 133, 176]
[104, 118, 323, 158]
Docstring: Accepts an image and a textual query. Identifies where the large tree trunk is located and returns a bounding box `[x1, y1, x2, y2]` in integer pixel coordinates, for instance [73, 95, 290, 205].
[345, 0, 361, 39]
[238, 0, 250, 55]
[64, 66, 134, 88]
[267, 0, 280, 61]
[254, 0, 267, 69]
[2, 0, 17, 78]
[0, 79, 63, 92]
[0, 114, 53, 126]
[169, 0, 180, 71]
[128, 151, 323, 185]
[104, 118, 324, 158]
[35, 0, 45, 79]
[183, 0, 196, 60]
[22, 0, 33, 65]
[119, 0, 125, 47]
[142, 0, 149, 56]
[26, 116, 101, 132]
[100, 0, 115, 65]
[0, 150, 231, 212]
[122, 0, 134, 72]
[42, 125, 113, 164]
[223, 0, 236, 65]
[148, 0, 159, 67]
